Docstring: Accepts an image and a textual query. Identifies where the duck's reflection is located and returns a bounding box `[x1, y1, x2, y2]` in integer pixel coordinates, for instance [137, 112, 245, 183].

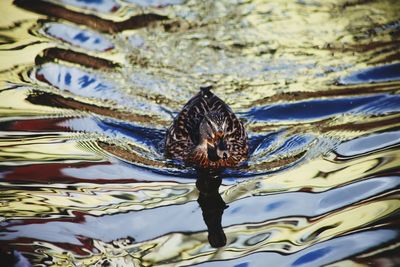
[196, 170, 228, 248]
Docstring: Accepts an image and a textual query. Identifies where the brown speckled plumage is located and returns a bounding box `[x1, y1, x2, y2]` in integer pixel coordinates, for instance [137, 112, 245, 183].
[165, 87, 248, 169]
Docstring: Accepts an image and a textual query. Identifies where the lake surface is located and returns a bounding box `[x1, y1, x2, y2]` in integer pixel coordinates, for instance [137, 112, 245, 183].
[0, 0, 399, 266]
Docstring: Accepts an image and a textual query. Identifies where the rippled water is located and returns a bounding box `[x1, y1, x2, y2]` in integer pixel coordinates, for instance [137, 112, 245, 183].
[0, 0, 400, 266]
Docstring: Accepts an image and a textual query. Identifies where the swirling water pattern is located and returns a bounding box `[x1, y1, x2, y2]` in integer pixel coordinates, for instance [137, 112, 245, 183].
[0, 0, 399, 266]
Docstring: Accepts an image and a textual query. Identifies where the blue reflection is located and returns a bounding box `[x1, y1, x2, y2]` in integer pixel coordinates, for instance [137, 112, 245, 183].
[229, 206, 242, 214]
[248, 131, 315, 175]
[234, 263, 249, 267]
[98, 119, 165, 151]
[126, 0, 184, 7]
[249, 131, 282, 154]
[195, 229, 397, 267]
[79, 75, 96, 88]
[94, 83, 108, 91]
[246, 94, 400, 121]
[45, 23, 114, 51]
[335, 130, 400, 157]
[37, 63, 118, 101]
[353, 94, 400, 114]
[65, 72, 71, 85]
[74, 32, 90, 42]
[292, 247, 332, 266]
[271, 135, 314, 156]
[340, 63, 400, 84]
[265, 201, 284, 211]
[78, 0, 103, 3]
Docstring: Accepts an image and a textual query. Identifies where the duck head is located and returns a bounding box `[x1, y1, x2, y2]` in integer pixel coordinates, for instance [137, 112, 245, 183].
[191, 113, 231, 168]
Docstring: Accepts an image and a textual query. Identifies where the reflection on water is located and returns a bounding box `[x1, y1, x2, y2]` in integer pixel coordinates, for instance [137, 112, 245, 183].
[196, 170, 228, 248]
[0, 0, 399, 265]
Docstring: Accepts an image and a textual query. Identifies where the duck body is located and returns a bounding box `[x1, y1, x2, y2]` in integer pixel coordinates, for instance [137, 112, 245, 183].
[165, 87, 248, 169]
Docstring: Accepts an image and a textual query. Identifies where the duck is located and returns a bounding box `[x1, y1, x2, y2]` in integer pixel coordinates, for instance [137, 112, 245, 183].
[165, 86, 248, 169]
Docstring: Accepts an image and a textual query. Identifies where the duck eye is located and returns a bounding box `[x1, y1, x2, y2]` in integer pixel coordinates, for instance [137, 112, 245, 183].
[223, 152, 228, 160]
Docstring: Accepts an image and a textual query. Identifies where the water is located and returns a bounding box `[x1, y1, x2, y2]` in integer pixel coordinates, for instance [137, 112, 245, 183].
[0, 0, 399, 266]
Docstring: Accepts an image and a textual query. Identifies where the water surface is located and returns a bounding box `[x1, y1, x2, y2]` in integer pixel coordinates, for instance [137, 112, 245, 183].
[0, 0, 399, 266]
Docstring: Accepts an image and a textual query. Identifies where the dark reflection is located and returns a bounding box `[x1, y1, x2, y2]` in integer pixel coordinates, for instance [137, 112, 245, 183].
[36, 48, 119, 70]
[196, 169, 228, 248]
[0, 248, 31, 267]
